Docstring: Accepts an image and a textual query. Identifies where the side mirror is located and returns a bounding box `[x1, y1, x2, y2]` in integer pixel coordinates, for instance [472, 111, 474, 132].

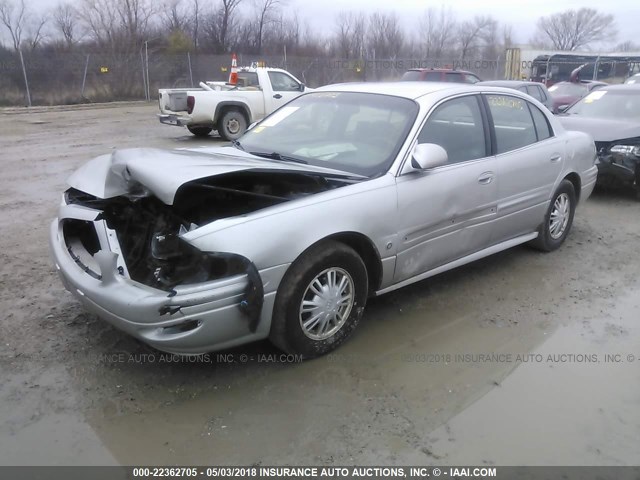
[299, 83, 305, 92]
[411, 143, 448, 170]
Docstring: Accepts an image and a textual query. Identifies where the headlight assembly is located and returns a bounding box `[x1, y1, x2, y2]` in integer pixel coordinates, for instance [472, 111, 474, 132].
[610, 145, 640, 156]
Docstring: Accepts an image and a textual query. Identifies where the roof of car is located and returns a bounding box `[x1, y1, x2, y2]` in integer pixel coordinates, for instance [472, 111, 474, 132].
[477, 80, 545, 88]
[406, 68, 475, 74]
[589, 84, 640, 92]
[316, 81, 471, 99]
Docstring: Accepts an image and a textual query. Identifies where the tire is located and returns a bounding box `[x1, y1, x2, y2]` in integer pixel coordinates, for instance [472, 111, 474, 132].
[269, 241, 368, 358]
[530, 179, 576, 252]
[216, 109, 247, 141]
[187, 126, 212, 137]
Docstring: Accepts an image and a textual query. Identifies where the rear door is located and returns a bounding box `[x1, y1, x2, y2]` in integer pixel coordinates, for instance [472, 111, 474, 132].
[483, 93, 564, 242]
[394, 94, 499, 281]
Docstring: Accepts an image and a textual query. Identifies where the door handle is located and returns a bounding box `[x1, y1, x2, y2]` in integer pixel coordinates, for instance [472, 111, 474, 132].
[273, 94, 282, 99]
[550, 155, 562, 163]
[478, 172, 495, 185]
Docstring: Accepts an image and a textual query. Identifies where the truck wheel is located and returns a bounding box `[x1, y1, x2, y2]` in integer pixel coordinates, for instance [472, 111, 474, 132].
[217, 110, 247, 141]
[187, 126, 212, 137]
[269, 241, 368, 359]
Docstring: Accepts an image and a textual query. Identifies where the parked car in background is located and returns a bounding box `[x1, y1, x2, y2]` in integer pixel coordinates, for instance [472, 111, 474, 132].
[51, 83, 597, 358]
[625, 73, 640, 85]
[476, 80, 554, 111]
[158, 66, 310, 140]
[401, 68, 482, 83]
[558, 84, 640, 191]
[548, 80, 608, 113]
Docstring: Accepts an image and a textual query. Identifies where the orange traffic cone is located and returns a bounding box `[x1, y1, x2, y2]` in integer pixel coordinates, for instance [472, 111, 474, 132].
[229, 54, 238, 85]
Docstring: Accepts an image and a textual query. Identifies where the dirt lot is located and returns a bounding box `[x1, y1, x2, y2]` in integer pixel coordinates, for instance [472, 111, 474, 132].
[0, 103, 639, 466]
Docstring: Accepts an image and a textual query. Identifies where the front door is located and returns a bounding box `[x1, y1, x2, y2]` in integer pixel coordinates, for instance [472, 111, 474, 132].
[393, 94, 499, 282]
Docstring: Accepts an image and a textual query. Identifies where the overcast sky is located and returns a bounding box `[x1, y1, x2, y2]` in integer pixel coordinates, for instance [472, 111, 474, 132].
[293, 0, 638, 49]
[9, 0, 640, 50]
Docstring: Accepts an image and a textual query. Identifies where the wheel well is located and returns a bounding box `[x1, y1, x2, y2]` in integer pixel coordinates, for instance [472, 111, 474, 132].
[215, 103, 250, 124]
[325, 232, 383, 295]
[564, 172, 581, 202]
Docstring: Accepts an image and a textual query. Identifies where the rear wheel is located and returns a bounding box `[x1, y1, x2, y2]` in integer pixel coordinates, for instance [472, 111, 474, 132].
[270, 241, 368, 358]
[187, 126, 212, 137]
[530, 179, 576, 251]
[217, 110, 247, 141]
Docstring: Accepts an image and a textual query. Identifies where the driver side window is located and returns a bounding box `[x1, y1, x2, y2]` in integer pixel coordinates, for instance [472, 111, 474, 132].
[268, 72, 300, 92]
[417, 95, 487, 164]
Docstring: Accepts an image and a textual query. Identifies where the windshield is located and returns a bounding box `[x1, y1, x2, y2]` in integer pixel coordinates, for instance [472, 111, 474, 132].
[565, 90, 640, 120]
[239, 92, 419, 177]
[548, 82, 587, 97]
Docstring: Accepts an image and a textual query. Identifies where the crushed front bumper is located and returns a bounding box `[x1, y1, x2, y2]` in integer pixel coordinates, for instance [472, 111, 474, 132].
[50, 205, 285, 355]
[596, 154, 640, 188]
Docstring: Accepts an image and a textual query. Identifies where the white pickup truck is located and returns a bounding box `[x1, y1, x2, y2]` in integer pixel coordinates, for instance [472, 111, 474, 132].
[158, 66, 311, 140]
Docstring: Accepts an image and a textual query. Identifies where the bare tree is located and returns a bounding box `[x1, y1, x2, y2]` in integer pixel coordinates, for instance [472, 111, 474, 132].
[0, 0, 46, 51]
[502, 24, 514, 50]
[78, 0, 155, 50]
[367, 11, 403, 59]
[202, 0, 243, 53]
[419, 6, 455, 58]
[333, 10, 366, 59]
[253, 0, 283, 54]
[190, 0, 200, 50]
[52, 2, 78, 48]
[160, 0, 188, 33]
[614, 40, 640, 52]
[533, 8, 616, 51]
[457, 15, 495, 59]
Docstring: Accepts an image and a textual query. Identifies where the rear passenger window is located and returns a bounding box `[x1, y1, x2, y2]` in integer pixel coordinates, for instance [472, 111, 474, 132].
[418, 96, 487, 164]
[537, 86, 548, 101]
[526, 85, 542, 101]
[486, 95, 537, 154]
[528, 104, 552, 141]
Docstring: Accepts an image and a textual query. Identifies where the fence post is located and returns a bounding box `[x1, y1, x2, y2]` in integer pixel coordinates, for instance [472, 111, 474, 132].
[81, 54, 90, 98]
[188, 52, 194, 87]
[145, 41, 150, 101]
[140, 50, 146, 100]
[18, 48, 32, 107]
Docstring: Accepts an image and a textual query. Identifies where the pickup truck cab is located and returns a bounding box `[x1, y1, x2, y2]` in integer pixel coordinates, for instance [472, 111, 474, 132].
[158, 66, 310, 140]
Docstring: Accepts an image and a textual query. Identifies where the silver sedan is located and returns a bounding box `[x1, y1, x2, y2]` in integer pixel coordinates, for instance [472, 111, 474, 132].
[50, 82, 598, 358]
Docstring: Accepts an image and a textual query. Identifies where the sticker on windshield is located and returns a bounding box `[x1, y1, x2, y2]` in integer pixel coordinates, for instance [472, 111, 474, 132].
[583, 90, 607, 103]
[260, 106, 300, 127]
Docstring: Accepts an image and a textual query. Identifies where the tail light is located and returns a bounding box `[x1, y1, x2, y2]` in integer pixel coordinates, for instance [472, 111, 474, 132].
[187, 95, 195, 114]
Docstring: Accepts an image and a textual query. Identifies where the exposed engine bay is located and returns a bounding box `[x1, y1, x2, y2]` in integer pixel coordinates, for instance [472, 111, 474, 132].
[63, 170, 356, 290]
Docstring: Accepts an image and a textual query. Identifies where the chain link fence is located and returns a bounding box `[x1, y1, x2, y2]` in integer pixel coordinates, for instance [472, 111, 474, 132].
[0, 50, 513, 107]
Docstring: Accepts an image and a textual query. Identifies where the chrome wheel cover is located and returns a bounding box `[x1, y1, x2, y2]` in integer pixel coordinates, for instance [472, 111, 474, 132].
[549, 192, 570, 240]
[299, 267, 354, 341]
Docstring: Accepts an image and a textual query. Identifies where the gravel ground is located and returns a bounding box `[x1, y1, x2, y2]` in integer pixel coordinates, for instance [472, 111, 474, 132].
[0, 103, 639, 466]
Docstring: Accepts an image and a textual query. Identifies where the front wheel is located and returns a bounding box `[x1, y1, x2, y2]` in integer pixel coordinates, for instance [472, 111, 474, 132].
[530, 179, 576, 251]
[217, 110, 247, 141]
[270, 241, 368, 358]
[187, 126, 212, 137]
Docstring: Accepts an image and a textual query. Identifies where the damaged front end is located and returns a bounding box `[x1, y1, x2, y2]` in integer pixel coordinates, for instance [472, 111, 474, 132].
[51, 148, 355, 353]
[595, 140, 640, 190]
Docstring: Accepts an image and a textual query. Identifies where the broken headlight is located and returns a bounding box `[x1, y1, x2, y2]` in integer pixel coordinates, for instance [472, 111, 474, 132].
[610, 145, 640, 156]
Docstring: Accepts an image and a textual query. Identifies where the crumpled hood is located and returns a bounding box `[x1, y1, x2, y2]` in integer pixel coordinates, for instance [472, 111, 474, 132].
[67, 147, 358, 205]
[557, 116, 640, 143]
